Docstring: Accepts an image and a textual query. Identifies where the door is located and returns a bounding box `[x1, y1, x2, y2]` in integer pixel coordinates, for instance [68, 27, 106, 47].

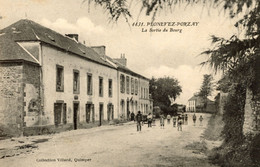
[127, 100, 130, 119]
[107, 104, 111, 121]
[91, 104, 95, 122]
[99, 103, 103, 126]
[107, 104, 114, 121]
[73, 103, 79, 130]
[54, 103, 62, 126]
[86, 104, 91, 123]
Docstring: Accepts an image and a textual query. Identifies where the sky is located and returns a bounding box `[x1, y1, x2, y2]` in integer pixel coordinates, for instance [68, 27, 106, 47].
[0, 0, 243, 104]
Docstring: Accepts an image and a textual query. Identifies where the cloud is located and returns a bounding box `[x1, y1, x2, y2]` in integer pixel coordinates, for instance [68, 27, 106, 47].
[40, 17, 104, 44]
[144, 65, 219, 105]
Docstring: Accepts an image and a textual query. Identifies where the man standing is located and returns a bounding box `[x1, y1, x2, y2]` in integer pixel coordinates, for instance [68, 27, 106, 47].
[136, 111, 142, 131]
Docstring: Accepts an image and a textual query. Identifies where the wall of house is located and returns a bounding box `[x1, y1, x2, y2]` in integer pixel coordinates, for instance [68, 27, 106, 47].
[117, 71, 140, 119]
[139, 77, 150, 115]
[187, 100, 196, 112]
[41, 45, 118, 127]
[23, 63, 41, 127]
[0, 62, 24, 135]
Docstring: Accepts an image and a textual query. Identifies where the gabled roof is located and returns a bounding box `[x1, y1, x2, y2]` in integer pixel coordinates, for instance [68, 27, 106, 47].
[0, 35, 38, 64]
[188, 95, 214, 102]
[0, 19, 115, 68]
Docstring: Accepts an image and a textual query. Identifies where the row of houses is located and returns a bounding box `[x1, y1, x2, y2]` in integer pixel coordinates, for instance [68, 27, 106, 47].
[0, 19, 153, 136]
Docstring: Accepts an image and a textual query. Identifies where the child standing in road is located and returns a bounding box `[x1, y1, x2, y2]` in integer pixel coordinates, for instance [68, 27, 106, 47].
[147, 113, 153, 128]
[193, 114, 197, 126]
[177, 116, 183, 131]
[172, 116, 177, 127]
[199, 115, 203, 126]
[160, 114, 165, 129]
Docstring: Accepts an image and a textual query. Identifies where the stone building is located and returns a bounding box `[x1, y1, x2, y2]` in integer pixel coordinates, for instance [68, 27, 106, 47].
[186, 95, 216, 113]
[0, 19, 151, 136]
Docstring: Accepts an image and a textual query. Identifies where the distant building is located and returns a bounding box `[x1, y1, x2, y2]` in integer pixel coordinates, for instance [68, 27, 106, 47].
[0, 19, 152, 136]
[186, 95, 216, 113]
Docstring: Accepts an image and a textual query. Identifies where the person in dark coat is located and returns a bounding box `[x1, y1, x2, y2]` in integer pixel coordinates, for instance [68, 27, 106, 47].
[136, 111, 142, 131]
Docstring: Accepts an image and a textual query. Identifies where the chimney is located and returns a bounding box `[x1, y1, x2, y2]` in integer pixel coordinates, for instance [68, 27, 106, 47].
[91, 46, 106, 56]
[65, 34, 78, 41]
[113, 53, 127, 66]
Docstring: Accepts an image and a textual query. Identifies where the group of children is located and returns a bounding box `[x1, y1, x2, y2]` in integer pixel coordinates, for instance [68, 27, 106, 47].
[135, 111, 204, 132]
[159, 113, 204, 131]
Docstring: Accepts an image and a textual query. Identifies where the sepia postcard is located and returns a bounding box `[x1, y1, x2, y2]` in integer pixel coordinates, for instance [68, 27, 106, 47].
[0, 0, 259, 167]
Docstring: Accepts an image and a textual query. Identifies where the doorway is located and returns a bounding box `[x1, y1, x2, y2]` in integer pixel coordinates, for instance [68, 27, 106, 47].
[99, 103, 103, 126]
[127, 100, 130, 119]
[73, 102, 79, 130]
[54, 103, 62, 126]
[107, 104, 114, 121]
[86, 104, 91, 123]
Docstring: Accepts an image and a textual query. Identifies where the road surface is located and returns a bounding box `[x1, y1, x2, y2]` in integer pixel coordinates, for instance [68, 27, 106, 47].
[0, 113, 219, 167]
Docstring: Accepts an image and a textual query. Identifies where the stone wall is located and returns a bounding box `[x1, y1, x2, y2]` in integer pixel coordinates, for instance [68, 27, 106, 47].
[0, 62, 24, 136]
[23, 63, 41, 127]
[243, 88, 260, 136]
[219, 92, 228, 115]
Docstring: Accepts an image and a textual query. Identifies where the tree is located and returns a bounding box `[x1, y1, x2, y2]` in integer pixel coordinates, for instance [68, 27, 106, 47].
[198, 74, 214, 111]
[149, 76, 182, 114]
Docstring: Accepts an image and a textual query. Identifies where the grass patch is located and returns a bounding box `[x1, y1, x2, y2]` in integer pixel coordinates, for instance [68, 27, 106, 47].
[203, 114, 223, 141]
[185, 141, 208, 154]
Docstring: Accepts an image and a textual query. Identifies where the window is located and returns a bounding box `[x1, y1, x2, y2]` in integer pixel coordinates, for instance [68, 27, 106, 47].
[87, 73, 92, 95]
[56, 65, 64, 92]
[99, 77, 103, 97]
[126, 76, 130, 94]
[141, 87, 143, 98]
[73, 70, 80, 94]
[108, 79, 113, 97]
[135, 79, 138, 95]
[131, 78, 134, 94]
[120, 74, 125, 93]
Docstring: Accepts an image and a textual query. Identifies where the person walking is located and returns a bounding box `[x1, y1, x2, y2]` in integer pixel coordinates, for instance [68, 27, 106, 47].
[193, 113, 197, 126]
[160, 114, 165, 129]
[136, 111, 142, 131]
[167, 114, 171, 124]
[172, 116, 177, 127]
[199, 115, 203, 126]
[177, 116, 183, 131]
[147, 113, 153, 127]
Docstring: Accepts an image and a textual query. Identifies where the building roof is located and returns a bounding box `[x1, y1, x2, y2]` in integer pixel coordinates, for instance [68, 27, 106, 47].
[188, 95, 214, 102]
[0, 19, 115, 68]
[111, 58, 150, 81]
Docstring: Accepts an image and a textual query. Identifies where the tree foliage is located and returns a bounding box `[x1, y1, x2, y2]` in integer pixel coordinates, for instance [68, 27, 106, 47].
[149, 76, 182, 113]
[199, 74, 213, 98]
[198, 74, 214, 110]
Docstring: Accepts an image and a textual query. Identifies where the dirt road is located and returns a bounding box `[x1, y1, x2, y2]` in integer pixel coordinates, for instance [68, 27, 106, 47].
[0, 113, 219, 167]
